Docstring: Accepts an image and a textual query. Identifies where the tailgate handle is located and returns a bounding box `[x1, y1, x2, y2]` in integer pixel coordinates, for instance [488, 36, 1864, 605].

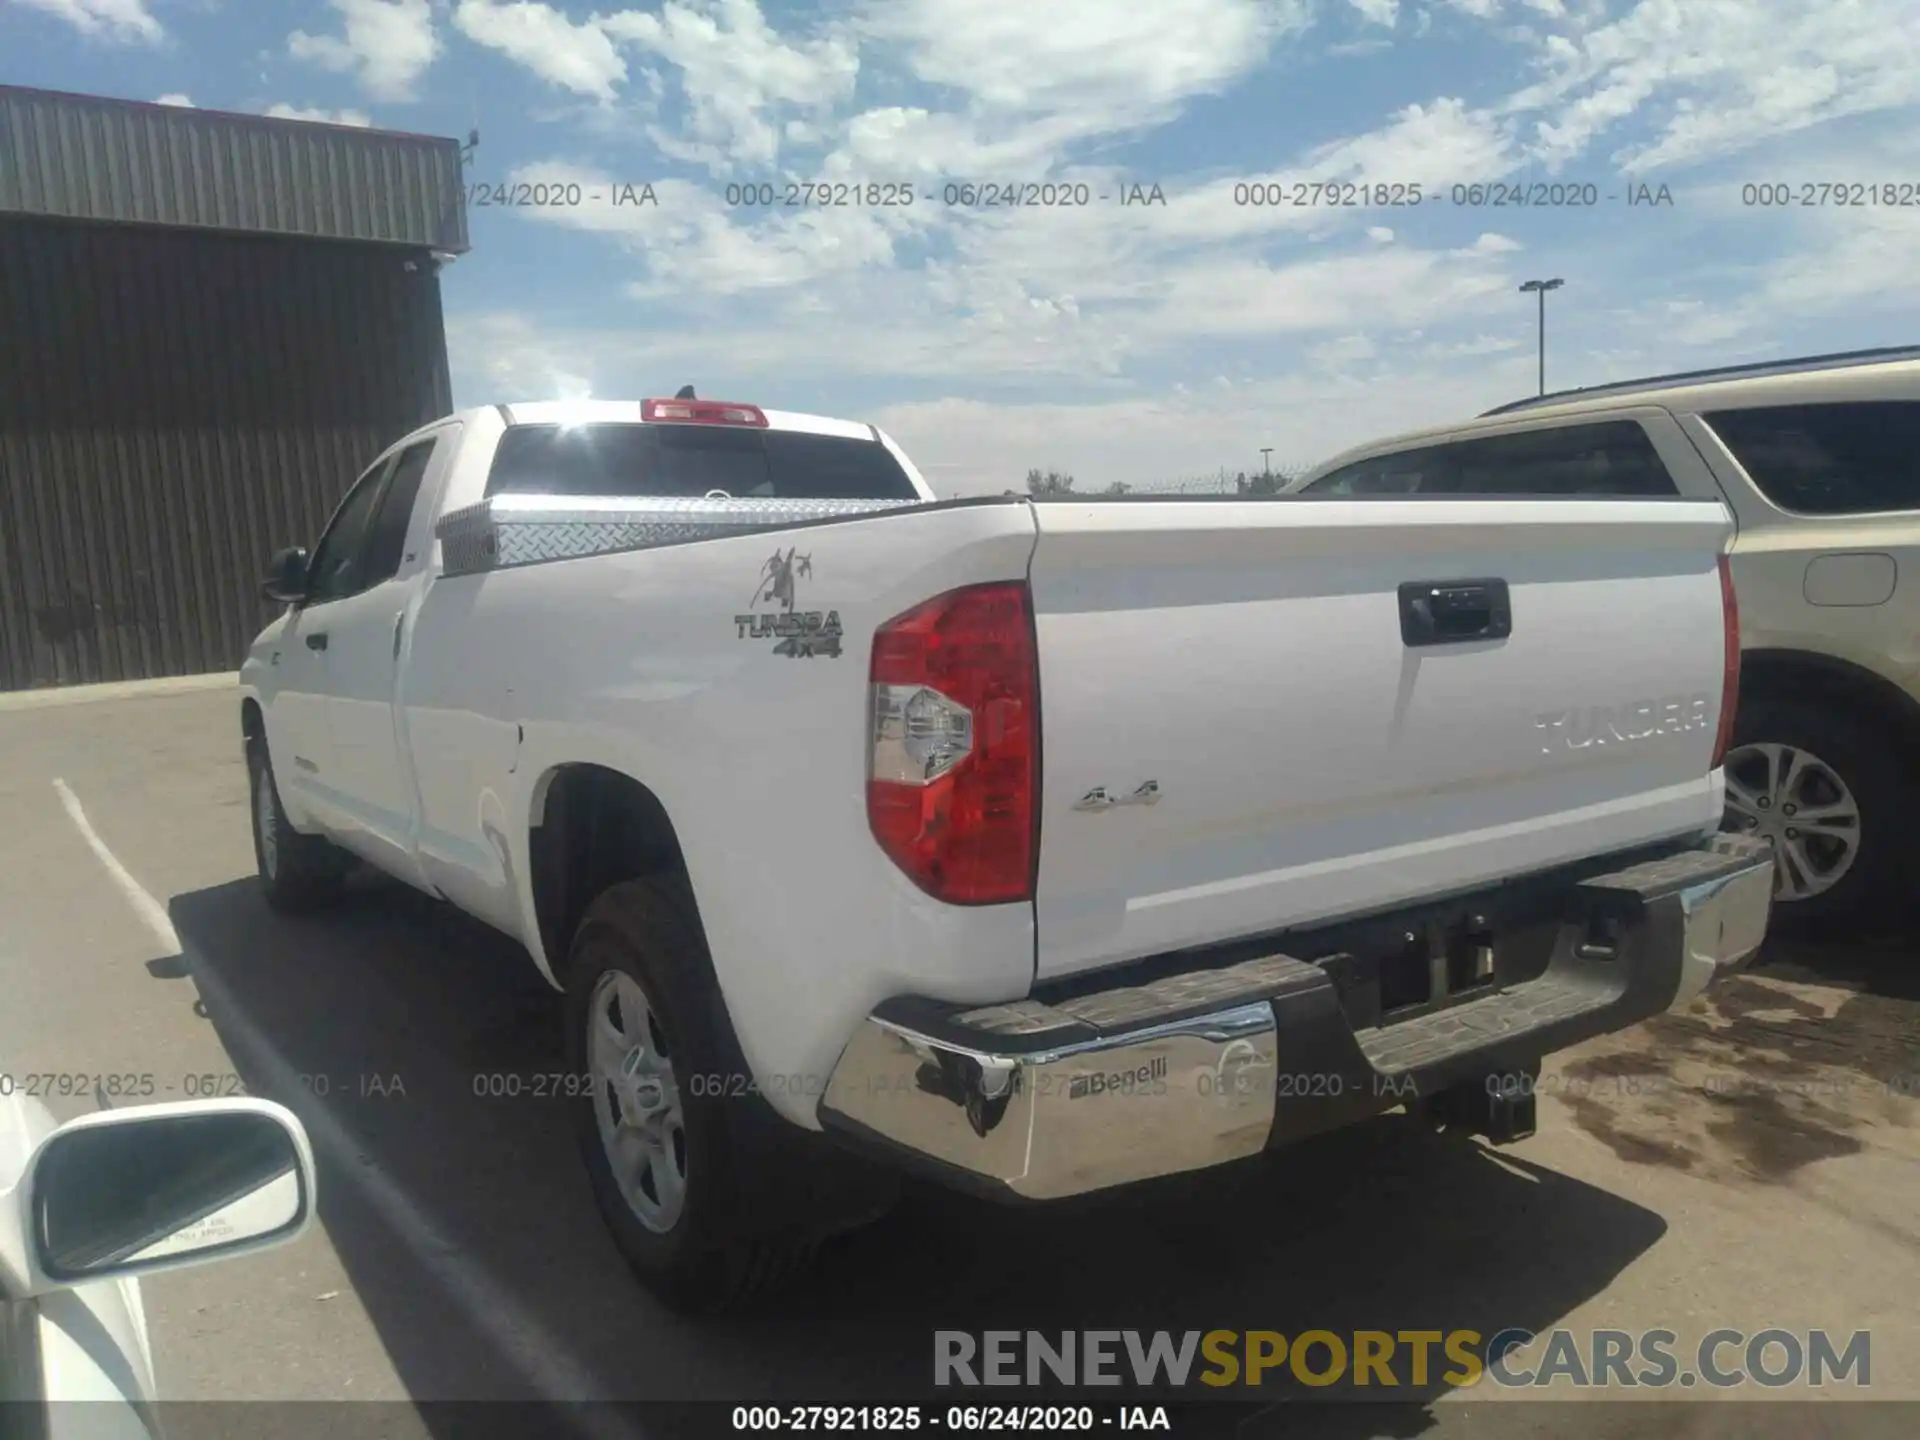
[1398, 579, 1511, 647]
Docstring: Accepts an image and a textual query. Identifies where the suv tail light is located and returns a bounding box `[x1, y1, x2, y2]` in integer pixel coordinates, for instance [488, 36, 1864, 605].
[1713, 553, 1741, 768]
[868, 582, 1039, 904]
[640, 397, 769, 427]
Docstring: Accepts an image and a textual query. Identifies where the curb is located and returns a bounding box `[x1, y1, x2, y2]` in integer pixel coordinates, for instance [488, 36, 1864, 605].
[0, 672, 240, 712]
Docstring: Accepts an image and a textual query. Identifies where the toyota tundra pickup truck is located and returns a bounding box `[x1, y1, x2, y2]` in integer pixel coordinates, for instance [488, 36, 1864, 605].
[238, 394, 1775, 1311]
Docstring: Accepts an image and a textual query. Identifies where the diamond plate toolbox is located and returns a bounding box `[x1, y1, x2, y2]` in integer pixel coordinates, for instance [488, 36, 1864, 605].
[434, 494, 919, 577]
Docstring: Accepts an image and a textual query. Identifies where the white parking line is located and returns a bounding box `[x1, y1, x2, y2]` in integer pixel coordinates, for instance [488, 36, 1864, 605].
[51, 778, 637, 1432]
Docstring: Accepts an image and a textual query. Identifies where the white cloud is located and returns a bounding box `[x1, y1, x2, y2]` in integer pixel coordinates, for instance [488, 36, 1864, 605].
[155, 93, 195, 107]
[14, 0, 162, 43]
[1140, 245, 1512, 339]
[1348, 0, 1400, 25]
[1466, 231, 1523, 254]
[1295, 97, 1516, 188]
[1508, 0, 1920, 173]
[1311, 333, 1380, 368]
[859, 0, 1308, 125]
[289, 0, 440, 103]
[451, 0, 628, 100]
[1426, 332, 1527, 358]
[1366, 225, 1395, 242]
[1327, 38, 1394, 57]
[447, 312, 599, 402]
[600, 0, 860, 170]
[265, 102, 375, 127]
[835, 106, 1097, 181]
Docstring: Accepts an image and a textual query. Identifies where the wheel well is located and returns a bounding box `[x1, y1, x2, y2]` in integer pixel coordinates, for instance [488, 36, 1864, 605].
[1740, 650, 1920, 750]
[241, 698, 264, 744]
[529, 765, 687, 976]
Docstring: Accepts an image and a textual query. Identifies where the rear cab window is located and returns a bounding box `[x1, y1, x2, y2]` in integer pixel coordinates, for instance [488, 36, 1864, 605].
[1702, 402, 1920, 515]
[483, 422, 922, 502]
[1303, 419, 1681, 498]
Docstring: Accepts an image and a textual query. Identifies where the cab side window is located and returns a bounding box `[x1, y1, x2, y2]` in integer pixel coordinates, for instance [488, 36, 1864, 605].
[360, 439, 438, 585]
[304, 459, 393, 604]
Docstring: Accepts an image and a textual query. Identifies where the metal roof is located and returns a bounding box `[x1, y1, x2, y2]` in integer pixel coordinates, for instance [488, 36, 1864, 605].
[1479, 344, 1920, 417]
[0, 85, 468, 253]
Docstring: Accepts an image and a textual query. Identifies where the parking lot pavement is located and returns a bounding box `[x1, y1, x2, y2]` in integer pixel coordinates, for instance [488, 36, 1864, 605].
[2, 686, 1917, 1434]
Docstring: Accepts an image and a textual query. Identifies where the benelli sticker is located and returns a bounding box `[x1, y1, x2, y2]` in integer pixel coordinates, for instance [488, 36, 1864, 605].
[736, 546, 843, 659]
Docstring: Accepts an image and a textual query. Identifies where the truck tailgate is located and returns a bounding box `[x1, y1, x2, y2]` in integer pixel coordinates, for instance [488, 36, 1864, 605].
[1028, 497, 1733, 981]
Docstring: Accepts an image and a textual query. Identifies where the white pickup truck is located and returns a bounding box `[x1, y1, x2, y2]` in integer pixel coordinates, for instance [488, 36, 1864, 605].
[239, 393, 1776, 1311]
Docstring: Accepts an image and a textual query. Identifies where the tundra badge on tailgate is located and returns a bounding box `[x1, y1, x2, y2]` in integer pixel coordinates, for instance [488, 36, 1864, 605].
[735, 546, 843, 659]
[1534, 693, 1713, 754]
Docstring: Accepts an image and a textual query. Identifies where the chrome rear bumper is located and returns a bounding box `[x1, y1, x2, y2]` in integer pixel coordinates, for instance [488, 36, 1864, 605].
[820, 835, 1773, 1201]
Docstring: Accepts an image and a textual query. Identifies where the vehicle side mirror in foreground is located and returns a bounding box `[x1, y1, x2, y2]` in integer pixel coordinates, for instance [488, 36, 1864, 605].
[2, 1099, 315, 1295]
[261, 547, 310, 604]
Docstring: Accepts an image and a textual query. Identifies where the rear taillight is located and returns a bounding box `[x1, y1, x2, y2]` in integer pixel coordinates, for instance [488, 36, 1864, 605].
[1713, 553, 1741, 768]
[867, 582, 1039, 905]
[640, 397, 769, 427]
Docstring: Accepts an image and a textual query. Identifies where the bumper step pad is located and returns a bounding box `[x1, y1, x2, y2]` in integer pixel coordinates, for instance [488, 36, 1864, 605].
[1357, 972, 1609, 1075]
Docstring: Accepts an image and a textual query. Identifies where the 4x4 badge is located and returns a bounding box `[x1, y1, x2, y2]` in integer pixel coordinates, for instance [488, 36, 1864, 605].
[735, 547, 843, 658]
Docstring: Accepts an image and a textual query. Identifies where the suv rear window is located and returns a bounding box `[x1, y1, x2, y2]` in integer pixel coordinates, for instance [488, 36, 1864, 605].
[484, 423, 921, 501]
[1704, 402, 1920, 515]
[1303, 420, 1679, 498]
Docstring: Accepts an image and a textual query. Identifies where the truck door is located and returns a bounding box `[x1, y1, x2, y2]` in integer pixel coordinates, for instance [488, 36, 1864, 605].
[270, 455, 394, 827]
[313, 432, 445, 886]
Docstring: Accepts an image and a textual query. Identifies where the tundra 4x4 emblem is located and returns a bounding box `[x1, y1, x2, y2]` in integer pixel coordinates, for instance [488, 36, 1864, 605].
[1073, 780, 1161, 811]
[734, 546, 843, 659]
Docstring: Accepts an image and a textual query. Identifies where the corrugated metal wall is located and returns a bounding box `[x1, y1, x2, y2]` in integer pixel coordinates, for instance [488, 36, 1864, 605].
[0, 215, 453, 689]
[0, 85, 468, 254]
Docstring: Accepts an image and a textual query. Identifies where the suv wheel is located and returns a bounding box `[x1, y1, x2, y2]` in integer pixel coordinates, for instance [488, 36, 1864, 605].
[1721, 698, 1914, 925]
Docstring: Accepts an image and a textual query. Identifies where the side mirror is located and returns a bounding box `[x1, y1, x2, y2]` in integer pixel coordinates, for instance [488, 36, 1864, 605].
[261, 547, 310, 604]
[1, 1099, 315, 1296]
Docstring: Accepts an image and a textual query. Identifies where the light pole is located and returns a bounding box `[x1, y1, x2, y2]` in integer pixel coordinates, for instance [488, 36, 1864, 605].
[1518, 278, 1563, 395]
[1260, 447, 1273, 477]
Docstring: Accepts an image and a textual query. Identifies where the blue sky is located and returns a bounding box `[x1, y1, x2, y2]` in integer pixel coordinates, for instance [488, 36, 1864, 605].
[6, 0, 1919, 494]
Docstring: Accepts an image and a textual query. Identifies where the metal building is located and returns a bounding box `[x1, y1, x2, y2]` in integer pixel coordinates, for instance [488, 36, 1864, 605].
[0, 85, 469, 690]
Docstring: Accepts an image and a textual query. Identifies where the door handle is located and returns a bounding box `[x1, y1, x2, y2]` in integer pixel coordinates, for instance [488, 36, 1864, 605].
[306, 632, 329, 651]
[1398, 578, 1512, 647]
[392, 612, 405, 660]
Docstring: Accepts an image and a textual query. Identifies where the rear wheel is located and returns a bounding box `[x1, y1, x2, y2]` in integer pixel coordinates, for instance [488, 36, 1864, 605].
[563, 876, 833, 1312]
[247, 741, 348, 913]
[1721, 698, 1914, 926]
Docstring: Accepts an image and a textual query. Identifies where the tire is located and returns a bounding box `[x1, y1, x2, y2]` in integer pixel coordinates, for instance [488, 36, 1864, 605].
[1721, 696, 1917, 927]
[247, 740, 348, 914]
[563, 875, 885, 1313]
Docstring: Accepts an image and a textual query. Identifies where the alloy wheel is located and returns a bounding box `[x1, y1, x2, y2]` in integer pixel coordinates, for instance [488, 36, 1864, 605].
[1722, 742, 1862, 902]
[587, 968, 688, 1233]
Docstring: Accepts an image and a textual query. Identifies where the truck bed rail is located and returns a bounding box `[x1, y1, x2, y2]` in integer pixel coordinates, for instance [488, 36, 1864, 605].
[435, 493, 923, 578]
